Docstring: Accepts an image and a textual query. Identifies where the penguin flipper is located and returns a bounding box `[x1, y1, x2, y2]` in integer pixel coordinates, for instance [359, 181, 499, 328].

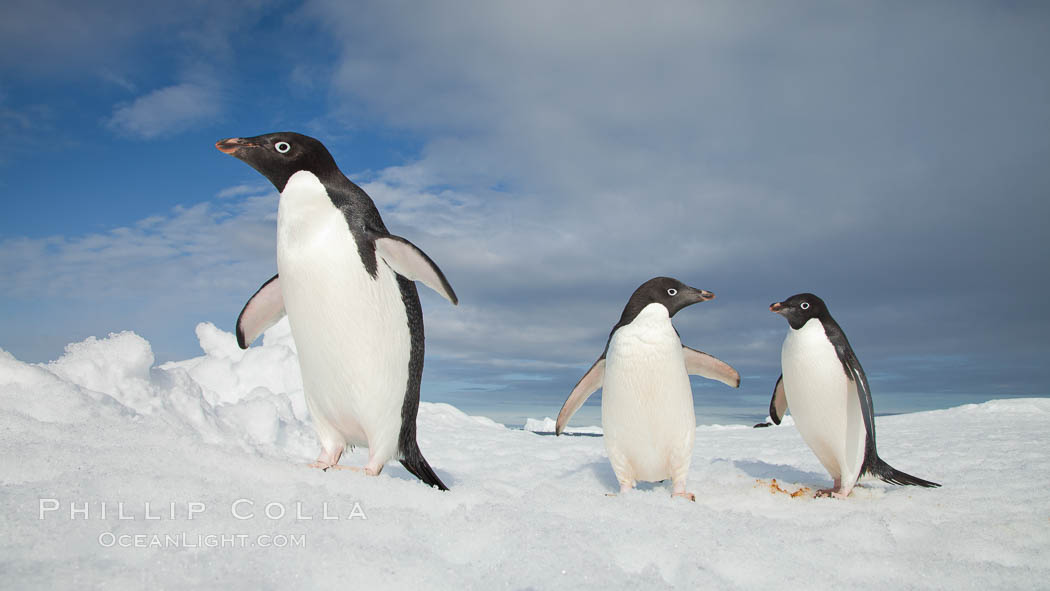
[682, 346, 740, 388]
[555, 357, 606, 435]
[236, 274, 285, 349]
[769, 374, 787, 425]
[374, 235, 458, 305]
[842, 352, 885, 470]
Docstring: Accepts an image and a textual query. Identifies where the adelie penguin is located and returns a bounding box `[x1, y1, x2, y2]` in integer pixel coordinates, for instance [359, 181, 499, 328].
[556, 277, 740, 501]
[769, 293, 940, 498]
[216, 132, 457, 490]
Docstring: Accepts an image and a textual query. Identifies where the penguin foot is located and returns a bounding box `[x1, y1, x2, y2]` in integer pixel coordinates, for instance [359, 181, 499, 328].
[671, 492, 696, 502]
[813, 477, 852, 499]
[815, 487, 851, 499]
[345, 466, 382, 476]
[308, 462, 384, 475]
[307, 461, 355, 471]
[310, 446, 345, 471]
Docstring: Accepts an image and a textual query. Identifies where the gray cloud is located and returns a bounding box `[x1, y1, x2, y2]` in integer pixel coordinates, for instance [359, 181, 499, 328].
[301, 0, 1050, 401]
[0, 0, 280, 75]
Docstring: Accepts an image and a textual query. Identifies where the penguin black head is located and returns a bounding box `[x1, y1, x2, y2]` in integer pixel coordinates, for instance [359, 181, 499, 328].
[216, 132, 339, 192]
[618, 276, 714, 325]
[770, 292, 828, 330]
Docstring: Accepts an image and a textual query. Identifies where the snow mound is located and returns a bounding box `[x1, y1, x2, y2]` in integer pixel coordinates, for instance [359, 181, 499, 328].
[523, 416, 603, 434]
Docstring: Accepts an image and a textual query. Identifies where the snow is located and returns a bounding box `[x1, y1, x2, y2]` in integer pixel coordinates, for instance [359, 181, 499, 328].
[1, 322, 1048, 588]
[524, 416, 602, 435]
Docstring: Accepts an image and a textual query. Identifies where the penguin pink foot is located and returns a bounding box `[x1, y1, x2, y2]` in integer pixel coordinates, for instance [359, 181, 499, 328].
[329, 454, 386, 476]
[339, 465, 383, 476]
[672, 479, 696, 502]
[308, 446, 343, 470]
[815, 479, 851, 499]
[604, 481, 635, 497]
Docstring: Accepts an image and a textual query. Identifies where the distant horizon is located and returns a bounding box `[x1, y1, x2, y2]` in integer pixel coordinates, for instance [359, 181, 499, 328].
[4, 320, 1042, 430]
[460, 391, 1048, 431]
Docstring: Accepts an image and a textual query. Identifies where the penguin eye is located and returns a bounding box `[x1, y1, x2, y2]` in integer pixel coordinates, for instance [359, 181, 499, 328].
[667, 288, 678, 296]
[274, 141, 291, 154]
[800, 302, 810, 310]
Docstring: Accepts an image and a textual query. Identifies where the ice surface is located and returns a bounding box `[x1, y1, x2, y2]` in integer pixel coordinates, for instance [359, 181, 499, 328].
[1, 323, 1048, 588]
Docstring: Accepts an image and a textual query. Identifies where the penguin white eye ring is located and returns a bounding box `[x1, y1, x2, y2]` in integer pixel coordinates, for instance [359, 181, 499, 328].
[274, 141, 291, 154]
[667, 288, 678, 296]
[800, 302, 810, 310]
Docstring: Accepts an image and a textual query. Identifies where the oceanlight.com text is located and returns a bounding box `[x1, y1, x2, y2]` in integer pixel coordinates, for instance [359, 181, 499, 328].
[98, 532, 307, 549]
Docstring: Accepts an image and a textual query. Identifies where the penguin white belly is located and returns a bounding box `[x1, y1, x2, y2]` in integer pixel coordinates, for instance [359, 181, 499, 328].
[602, 305, 696, 484]
[276, 171, 409, 462]
[781, 319, 866, 484]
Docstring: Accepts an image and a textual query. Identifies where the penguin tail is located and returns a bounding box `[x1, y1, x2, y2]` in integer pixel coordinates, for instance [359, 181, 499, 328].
[399, 441, 449, 491]
[866, 456, 940, 488]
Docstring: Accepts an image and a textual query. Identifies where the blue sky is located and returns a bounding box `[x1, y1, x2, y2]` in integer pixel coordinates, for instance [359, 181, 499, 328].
[2, 1, 1049, 418]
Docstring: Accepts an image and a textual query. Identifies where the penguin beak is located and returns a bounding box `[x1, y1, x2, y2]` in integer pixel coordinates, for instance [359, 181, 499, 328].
[770, 302, 784, 314]
[686, 287, 715, 304]
[667, 286, 714, 317]
[216, 137, 259, 155]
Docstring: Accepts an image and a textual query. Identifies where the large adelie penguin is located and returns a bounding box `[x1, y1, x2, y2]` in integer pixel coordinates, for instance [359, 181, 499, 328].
[217, 132, 457, 490]
[556, 277, 740, 500]
[769, 293, 939, 498]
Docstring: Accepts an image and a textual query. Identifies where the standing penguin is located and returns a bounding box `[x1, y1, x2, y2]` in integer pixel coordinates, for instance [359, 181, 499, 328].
[217, 132, 457, 490]
[555, 277, 740, 501]
[769, 293, 939, 498]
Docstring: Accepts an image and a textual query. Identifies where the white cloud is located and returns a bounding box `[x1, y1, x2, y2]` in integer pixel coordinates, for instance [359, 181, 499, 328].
[217, 183, 272, 199]
[107, 80, 222, 139]
[0, 186, 281, 361]
[0, 188, 278, 301]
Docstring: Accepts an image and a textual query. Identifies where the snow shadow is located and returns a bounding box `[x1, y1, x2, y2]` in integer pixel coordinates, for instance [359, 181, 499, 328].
[714, 458, 826, 486]
[369, 463, 458, 489]
[583, 462, 686, 494]
[584, 460, 621, 491]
